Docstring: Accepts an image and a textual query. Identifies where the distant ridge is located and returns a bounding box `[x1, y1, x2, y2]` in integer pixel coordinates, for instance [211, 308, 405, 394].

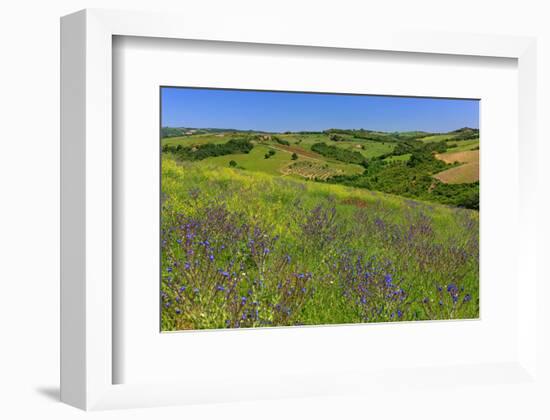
[450, 127, 479, 134]
[161, 126, 480, 139]
[161, 127, 276, 138]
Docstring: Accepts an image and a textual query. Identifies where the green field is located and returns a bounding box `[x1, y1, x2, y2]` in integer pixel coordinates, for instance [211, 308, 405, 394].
[446, 139, 479, 152]
[331, 140, 395, 159]
[278, 133, 331, 146]
[384, 153, 412, 163]
[201, 144, 364, 177]
[420, 134, 458, 143]
[160, 127, 480, 331]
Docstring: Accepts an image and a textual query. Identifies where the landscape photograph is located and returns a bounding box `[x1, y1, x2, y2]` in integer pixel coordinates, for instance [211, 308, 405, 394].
[160, 87, 479, 331]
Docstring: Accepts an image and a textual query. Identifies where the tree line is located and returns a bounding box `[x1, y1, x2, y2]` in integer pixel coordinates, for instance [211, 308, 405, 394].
[162, 139, 254, 161]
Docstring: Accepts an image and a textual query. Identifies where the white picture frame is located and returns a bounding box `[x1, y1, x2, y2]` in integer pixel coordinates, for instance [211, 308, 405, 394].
[60, 8, 544, 412]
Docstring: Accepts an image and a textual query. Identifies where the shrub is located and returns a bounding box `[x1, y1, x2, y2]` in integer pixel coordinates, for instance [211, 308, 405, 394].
[329, 134, 346, 142]
[265, 149, 276, 159]
[274, 137, 290, 146]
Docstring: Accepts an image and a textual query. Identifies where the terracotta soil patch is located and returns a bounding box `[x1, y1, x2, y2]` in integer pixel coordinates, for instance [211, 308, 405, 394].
[433, 149, 479, 184]
[434, 162, 479, 184]
[435, 149, 479, 164]
[341, 197, 368, 208]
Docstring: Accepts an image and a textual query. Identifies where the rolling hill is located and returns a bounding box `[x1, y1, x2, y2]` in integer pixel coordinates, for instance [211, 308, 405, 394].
[161, 127, 480, 209]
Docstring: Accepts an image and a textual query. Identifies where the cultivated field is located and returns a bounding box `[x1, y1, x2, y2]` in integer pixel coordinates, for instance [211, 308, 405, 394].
[281, 160, 343, 180]
[434, 149, 479, 184]
[436, 150, 479, 165]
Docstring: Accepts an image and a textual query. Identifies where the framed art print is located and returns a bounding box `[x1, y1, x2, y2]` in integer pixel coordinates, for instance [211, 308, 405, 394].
[61, 9, 546, 413]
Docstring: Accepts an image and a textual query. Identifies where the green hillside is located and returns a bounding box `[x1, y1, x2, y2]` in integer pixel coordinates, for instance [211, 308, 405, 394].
[161, 157, 479, 331]
[161, 128, 479, 209]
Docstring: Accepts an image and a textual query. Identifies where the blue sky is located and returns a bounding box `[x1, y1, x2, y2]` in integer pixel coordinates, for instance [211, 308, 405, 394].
[161, 87, 479, 133]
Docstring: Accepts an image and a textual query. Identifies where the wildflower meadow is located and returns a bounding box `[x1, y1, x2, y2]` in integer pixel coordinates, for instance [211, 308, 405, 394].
[160, 158, 479, 331]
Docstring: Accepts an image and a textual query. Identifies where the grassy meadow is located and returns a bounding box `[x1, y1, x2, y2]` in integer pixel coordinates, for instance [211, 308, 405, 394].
[160, 127, 479, 331]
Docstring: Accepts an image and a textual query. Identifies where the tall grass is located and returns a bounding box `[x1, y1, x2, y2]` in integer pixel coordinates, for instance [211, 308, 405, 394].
[161, 157, 479, 331]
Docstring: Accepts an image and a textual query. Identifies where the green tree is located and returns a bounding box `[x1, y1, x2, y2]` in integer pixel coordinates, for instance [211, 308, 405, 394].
[291, 153, 298, 160]
[229, 160, 237, 167]
[265, 149, 276, 159]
